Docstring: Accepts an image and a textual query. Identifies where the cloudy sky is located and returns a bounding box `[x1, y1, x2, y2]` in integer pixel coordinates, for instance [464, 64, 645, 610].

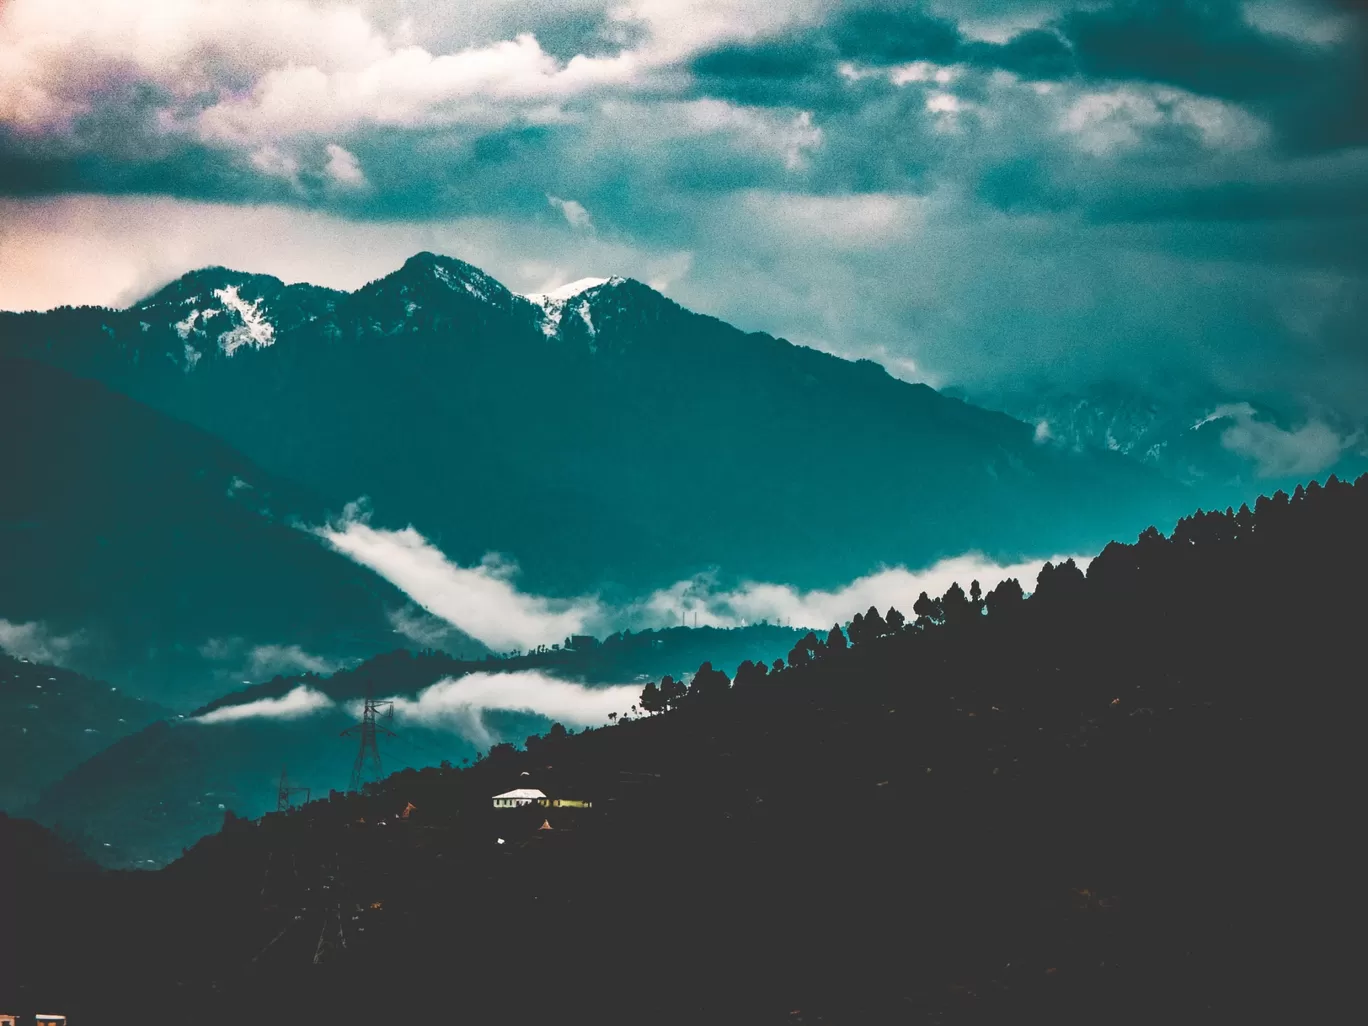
[2, 0, 1365, 415]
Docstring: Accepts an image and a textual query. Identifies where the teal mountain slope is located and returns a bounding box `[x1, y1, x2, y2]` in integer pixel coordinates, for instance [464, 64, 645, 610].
[0, 357, 450, 706]
[0, 652, 169, 810]
[0, 254, 1193, 597]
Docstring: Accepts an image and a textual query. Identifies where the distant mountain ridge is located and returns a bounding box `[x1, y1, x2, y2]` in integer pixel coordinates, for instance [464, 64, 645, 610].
[970, 381, 1368, 499]
[0, 252, 1194, 600]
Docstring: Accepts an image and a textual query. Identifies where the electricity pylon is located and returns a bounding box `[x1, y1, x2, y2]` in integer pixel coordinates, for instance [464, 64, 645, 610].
[341, 687, 394, 792]
[276, 767, 311, 812]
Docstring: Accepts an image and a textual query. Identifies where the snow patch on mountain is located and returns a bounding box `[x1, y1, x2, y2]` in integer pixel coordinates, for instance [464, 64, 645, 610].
[576, 298, 598, 349]
[524, 276, 622, 339]
[432, 262, 505, 305]
[174, 307, 219, 339]
[531, 277, 613, 302]
[212, 285, 275, 356]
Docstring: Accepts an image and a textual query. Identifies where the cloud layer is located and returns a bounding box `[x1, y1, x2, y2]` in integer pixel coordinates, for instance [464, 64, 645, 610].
[189, 671, 640, 747]
[0, 618, 85, 666]
[314, 501, 1088, 647]
[636, 553, 1092, 629]
[377, 671, 643, 746]
[315, 501, 601, 652]
[193, 684, 335, 723]
[1198, 402, 1353, 478]
[1, 0, 1365, 424]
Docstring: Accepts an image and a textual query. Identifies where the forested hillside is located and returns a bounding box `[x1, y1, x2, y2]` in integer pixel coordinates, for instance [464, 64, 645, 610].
[28, 624, 806, 868]
[0, 653, 167, 809]
[7, 476, 1362, 1024]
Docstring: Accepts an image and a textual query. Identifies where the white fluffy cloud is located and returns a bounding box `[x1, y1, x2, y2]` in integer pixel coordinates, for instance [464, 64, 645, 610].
[0, 0, 390, 133]
[195, 34, 637, 142]
[2, 0, 747, 144]
[374, 671, 642, 745]
[547, 194, 593, 230]
[324, 143, 367, 187]
[1198, 403, 1351, 478]
[312, 501, 1080, 647]
[246, 644, 346, 678]
[188, 670, 643, 743]
[315, 502, 601, 652]
[0, 619, 86, 666]
[193, 684, 336, 723]
[1060, 86, 1267, 156]
[632, 553, 1092, 630]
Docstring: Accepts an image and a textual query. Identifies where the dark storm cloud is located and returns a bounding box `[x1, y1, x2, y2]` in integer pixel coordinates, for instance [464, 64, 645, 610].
[686, 1, 1366, 151]
[1060, 0, 1368, 150]
[689, 3, 1076, 108]
[830, 5, 963, 63]
[960, 29, 1075, 79]
[1063, 0, 1316, 101]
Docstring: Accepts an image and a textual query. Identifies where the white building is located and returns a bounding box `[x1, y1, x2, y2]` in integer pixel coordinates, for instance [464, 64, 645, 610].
[492, 788, 547, 809]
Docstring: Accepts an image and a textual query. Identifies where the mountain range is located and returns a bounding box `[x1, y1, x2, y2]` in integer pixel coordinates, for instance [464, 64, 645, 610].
[9, 249, 1343, 857]
[966, 380, 1368, 497]
[2, 252, 1193, 610]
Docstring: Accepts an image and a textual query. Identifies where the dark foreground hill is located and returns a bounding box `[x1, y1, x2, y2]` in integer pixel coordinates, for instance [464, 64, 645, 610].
[1, 253, 1190, 597]
[8, 476, 1364, 1024]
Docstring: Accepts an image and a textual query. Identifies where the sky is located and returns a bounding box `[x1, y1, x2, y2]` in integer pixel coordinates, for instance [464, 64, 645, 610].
[1, 0, 1366, 417]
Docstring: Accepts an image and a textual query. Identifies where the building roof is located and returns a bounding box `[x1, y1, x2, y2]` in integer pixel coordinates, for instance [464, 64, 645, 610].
[492, 788, 547, 800]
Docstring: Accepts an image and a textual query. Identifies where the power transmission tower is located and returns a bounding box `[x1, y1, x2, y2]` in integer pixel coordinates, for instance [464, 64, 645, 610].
[276, 767, 311, 812]
[341, 687, 394, 792]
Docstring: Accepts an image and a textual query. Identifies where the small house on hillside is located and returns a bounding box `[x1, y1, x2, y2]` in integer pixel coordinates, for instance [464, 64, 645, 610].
[492, 788, 547, 809]
[492, 788, 593, 810]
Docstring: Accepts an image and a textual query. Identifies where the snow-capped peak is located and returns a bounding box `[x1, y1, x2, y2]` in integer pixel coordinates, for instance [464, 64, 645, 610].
[524, 276, 624, 339]
[525, 277, 615, 304]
